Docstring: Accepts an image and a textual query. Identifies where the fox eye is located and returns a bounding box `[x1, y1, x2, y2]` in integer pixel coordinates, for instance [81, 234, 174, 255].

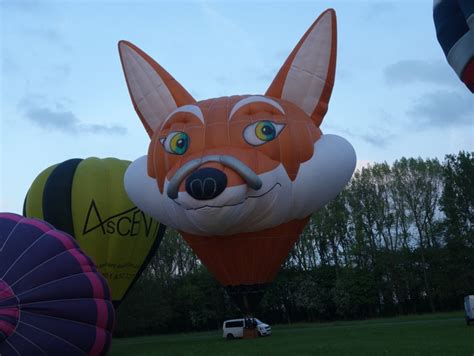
[160, 131, 189, 155]
[243, 121, 285, 146]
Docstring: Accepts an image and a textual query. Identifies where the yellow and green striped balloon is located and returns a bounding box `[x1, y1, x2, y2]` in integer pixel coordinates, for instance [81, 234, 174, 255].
[24, 157, 166, 308]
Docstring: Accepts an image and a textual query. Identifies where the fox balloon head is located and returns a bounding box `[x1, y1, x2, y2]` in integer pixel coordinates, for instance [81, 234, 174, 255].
[120, 9, 356, 236]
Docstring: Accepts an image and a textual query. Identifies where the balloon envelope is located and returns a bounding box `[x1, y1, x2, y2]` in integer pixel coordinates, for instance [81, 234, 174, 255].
[119, 10, 356, 313]
[433, 0, 474, 92]
[0, 213, 114, 356]
[24, 157, 166, 307]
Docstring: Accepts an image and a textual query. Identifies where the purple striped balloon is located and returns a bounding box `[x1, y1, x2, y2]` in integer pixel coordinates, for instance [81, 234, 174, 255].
[0, 213, 115, 356]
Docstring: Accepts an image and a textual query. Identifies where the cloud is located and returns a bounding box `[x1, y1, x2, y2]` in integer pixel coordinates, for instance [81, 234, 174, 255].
[24, 27, 61, 42]
[215, 75, 233, 86]
[2, 52, 20, 74]
[384, 60, 458, 87]
[2, 0, 44, 13]
[360, 132, 393, 147]
[363, 2, 396, 21]
[20, 25, 72, 51]
[18, 97, 127, 135]
[189, 89, 202, 100]
[3, 1, 70, 51]
[43, 63, 71, 81]
[249, 66, 278, 84]
[275, 49, 290, 62]
[408, 90, 474, 128]
[200, 3, 265, 68]
[326, 123, 395, 148]
[385, 61, 472, 128]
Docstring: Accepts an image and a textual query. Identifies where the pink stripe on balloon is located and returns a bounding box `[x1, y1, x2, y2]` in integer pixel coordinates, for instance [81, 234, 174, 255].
[0, 320, 15, 336]
[68, 250, 93, 272]
[86, 273, 104, 299]
[0, 281, 15, 300]
[48, 230, 76, 250]
[0, 290, 13, 300]
[66, 249, 104, 299]
[0, 308, 19, 319]
[89, 328, 107, 356]
[0, 213, 23, 223]
[23, 218, 53, 233]
[94, 300, 108, 329]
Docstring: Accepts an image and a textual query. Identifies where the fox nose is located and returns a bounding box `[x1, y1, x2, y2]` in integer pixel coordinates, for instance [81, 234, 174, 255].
[185, 168, 228, 200]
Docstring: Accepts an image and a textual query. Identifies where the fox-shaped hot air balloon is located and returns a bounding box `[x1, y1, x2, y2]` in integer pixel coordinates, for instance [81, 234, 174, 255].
[119, 9, 356, 312]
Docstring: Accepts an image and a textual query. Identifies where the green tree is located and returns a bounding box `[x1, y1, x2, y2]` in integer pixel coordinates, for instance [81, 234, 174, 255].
[392, 158, 443, 312]
[440, 152, 474, 307]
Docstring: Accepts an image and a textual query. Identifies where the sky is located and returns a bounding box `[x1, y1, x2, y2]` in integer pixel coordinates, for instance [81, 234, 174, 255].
[1, 0, 473, 214]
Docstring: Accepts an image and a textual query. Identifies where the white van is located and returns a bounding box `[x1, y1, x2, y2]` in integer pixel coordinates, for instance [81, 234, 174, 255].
[222, 318, 272, 339]
[465, 295, 474, 325]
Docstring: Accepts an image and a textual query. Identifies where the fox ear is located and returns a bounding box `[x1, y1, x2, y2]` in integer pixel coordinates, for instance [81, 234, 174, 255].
[118, 41, 196, 137]
[266, 9, 337, 127]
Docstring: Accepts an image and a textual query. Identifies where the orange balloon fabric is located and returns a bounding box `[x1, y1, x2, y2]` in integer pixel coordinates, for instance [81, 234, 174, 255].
[119, 9, 356, 312]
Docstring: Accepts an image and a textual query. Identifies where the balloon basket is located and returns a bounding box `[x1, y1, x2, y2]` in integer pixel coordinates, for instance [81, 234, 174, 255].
[243, 328, 258, 339]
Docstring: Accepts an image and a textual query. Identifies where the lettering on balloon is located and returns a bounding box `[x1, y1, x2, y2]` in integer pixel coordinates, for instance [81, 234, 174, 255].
[98, 263, 142, 280]
[82, 200, 159, 238]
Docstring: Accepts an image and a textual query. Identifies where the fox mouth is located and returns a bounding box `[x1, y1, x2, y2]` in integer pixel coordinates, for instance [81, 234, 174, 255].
[173, 183, 282, 211]
[166, 155, 262, 200]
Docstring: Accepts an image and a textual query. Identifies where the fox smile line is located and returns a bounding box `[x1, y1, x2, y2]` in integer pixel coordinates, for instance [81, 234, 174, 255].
[172, 182, 282, 211]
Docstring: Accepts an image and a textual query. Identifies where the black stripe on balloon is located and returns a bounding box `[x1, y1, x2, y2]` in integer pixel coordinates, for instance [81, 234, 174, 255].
[42, 159, 83, 237]
[22, 193, 28, 216]
[113, 223, 167, 309]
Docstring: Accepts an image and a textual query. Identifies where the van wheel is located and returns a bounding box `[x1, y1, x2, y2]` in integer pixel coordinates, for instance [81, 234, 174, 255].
[258, 331, 262, 337]
[226, 333, 234, 339]
[467, 318, 471, 326]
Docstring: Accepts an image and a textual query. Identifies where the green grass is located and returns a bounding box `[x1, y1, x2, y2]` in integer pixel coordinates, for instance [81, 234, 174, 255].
[111, 312, 473, 355]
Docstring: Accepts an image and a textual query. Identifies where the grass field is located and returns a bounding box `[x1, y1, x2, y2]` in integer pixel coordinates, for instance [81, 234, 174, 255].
[111, 312, 473, 355]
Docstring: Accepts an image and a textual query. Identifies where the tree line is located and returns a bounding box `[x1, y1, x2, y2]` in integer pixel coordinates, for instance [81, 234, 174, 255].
[115, 151, 473, 337]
